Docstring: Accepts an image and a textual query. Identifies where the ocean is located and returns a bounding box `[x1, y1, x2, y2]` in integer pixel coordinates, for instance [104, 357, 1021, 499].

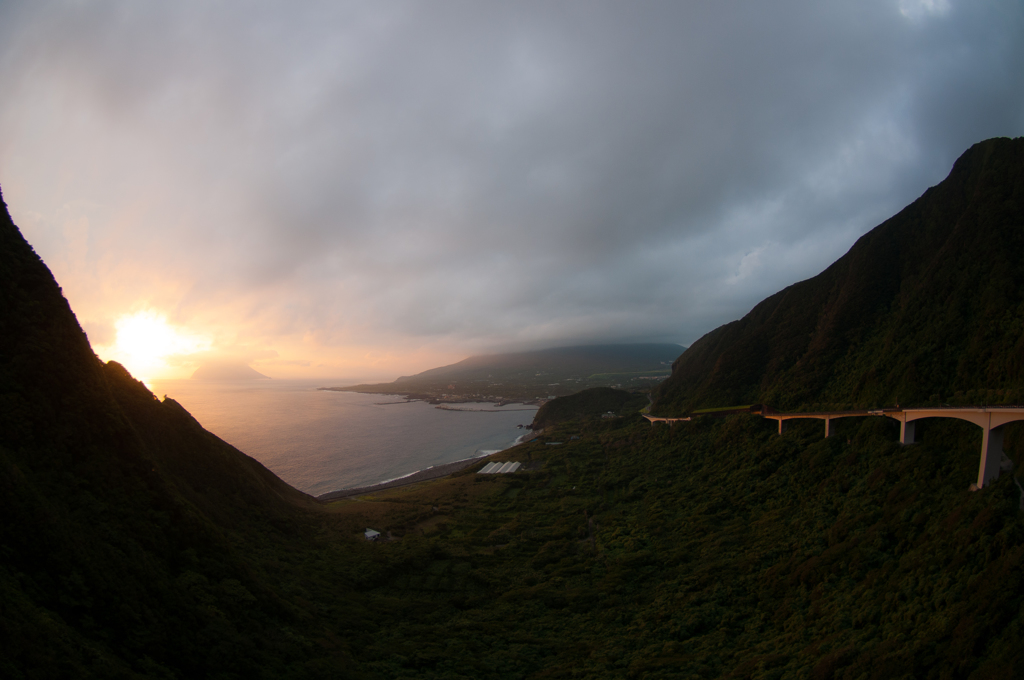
[147, 379, 537, 497]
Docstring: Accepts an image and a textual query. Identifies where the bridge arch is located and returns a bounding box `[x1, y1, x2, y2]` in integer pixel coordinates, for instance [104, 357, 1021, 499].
[888, 409, 1024, 488]
[650, 405, 1024, 489]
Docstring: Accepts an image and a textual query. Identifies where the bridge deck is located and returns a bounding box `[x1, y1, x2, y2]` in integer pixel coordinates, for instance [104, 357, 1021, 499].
[647, 405, 1024, 490]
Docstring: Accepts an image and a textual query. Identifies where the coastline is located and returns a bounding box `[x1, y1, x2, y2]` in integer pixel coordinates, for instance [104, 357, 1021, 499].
[316, 457, 484, 501]
[316, 429, 542, 501]
[317, 386, 546, 408]
[435, 404, 536, 412]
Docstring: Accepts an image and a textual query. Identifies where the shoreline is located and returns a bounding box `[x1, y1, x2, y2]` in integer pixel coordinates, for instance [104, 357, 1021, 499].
[315, 457, 484, 501]
[435, 404, 536, 412]
[316, 429, 542, 502]
[317, 386, 546, 408]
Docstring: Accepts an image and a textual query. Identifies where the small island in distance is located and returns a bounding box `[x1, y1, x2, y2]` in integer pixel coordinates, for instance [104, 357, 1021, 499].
[191, 360, 270, 381]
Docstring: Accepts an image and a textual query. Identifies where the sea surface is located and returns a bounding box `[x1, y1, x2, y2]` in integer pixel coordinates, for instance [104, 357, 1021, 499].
[148, 379, 537, 497]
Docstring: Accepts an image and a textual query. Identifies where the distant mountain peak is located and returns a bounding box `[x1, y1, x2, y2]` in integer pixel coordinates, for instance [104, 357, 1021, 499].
[335, 342, 684, 399]
[191, 361, 270, 381]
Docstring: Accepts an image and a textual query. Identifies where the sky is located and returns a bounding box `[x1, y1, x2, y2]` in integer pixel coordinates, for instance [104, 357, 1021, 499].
[1, 0, 1022, 382]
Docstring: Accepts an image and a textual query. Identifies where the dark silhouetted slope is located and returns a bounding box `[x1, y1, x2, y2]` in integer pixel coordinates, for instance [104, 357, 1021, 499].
[7, 141, 1024, 679]
[0, 187, 343, 677]
[653, 137, 1024, 414]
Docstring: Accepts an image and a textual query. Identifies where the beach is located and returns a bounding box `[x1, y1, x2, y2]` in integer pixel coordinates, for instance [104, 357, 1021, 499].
[315, 428, 542, 501]
[148, 380, 538, 495]
[315, 456, 484, 500]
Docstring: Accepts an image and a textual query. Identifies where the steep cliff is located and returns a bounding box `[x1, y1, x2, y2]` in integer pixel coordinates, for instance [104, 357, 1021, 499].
[654, 137, 1024, 414]
[0, 187, 336, 677]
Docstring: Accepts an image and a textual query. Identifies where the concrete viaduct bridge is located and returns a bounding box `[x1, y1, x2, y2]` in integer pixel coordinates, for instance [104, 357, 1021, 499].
[646, 407, 1024, 490]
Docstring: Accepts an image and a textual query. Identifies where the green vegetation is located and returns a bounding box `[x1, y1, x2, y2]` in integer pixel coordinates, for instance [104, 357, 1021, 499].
[9, 382, 1024, 677]
[333, 344, 680, 401]
[531, 386, 648, 429]
[5, 139, 1024, 678]
[586, 370, 672, 381]
[326, 413, 1024, 677]
[654, 137, 1024, 416]
[690, 405, 754, 414]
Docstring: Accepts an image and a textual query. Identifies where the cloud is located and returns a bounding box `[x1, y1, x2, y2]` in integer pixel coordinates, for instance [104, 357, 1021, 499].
[1, 0, 1022, 377]
[899, 0, 952, 21]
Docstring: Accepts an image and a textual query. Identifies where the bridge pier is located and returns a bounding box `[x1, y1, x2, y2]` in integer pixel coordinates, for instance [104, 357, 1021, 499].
[762, 406, 1024, 491]
[978, 424, 1006, 489]
[900, 420, 915, 446]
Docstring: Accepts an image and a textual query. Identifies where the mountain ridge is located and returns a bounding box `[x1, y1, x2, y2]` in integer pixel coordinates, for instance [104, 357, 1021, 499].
[653, 136, 1024, 415]
[191, 361, 271, 381]
[0, 185, 332, 676]
[5, 139, 1024, 677]
[393, 343, 682, 381]
[336, 342, 681, 399]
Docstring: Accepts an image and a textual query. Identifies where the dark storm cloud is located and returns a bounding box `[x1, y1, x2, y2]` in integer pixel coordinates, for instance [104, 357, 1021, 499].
[1, 0, 1022, 368]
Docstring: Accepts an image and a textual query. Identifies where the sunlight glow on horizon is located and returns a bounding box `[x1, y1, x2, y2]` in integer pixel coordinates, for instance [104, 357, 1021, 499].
[99, 310, 211, 382]
[3, 2, 1020, 378]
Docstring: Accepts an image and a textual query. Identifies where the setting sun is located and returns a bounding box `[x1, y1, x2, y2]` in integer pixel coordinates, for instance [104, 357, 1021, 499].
[104, 311, 210, 381]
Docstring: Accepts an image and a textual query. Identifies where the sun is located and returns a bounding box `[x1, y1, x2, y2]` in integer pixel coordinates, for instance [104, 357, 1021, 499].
[106, 311, 210, 381]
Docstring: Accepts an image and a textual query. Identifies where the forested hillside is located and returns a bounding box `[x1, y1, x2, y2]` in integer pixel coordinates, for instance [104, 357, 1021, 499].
[653, 137, 1024, 415]
[0, 187, 364, 677]
[5, 137, 1024, 679]
[530, 386, 648, 429]
[337, 343, 680, 399]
